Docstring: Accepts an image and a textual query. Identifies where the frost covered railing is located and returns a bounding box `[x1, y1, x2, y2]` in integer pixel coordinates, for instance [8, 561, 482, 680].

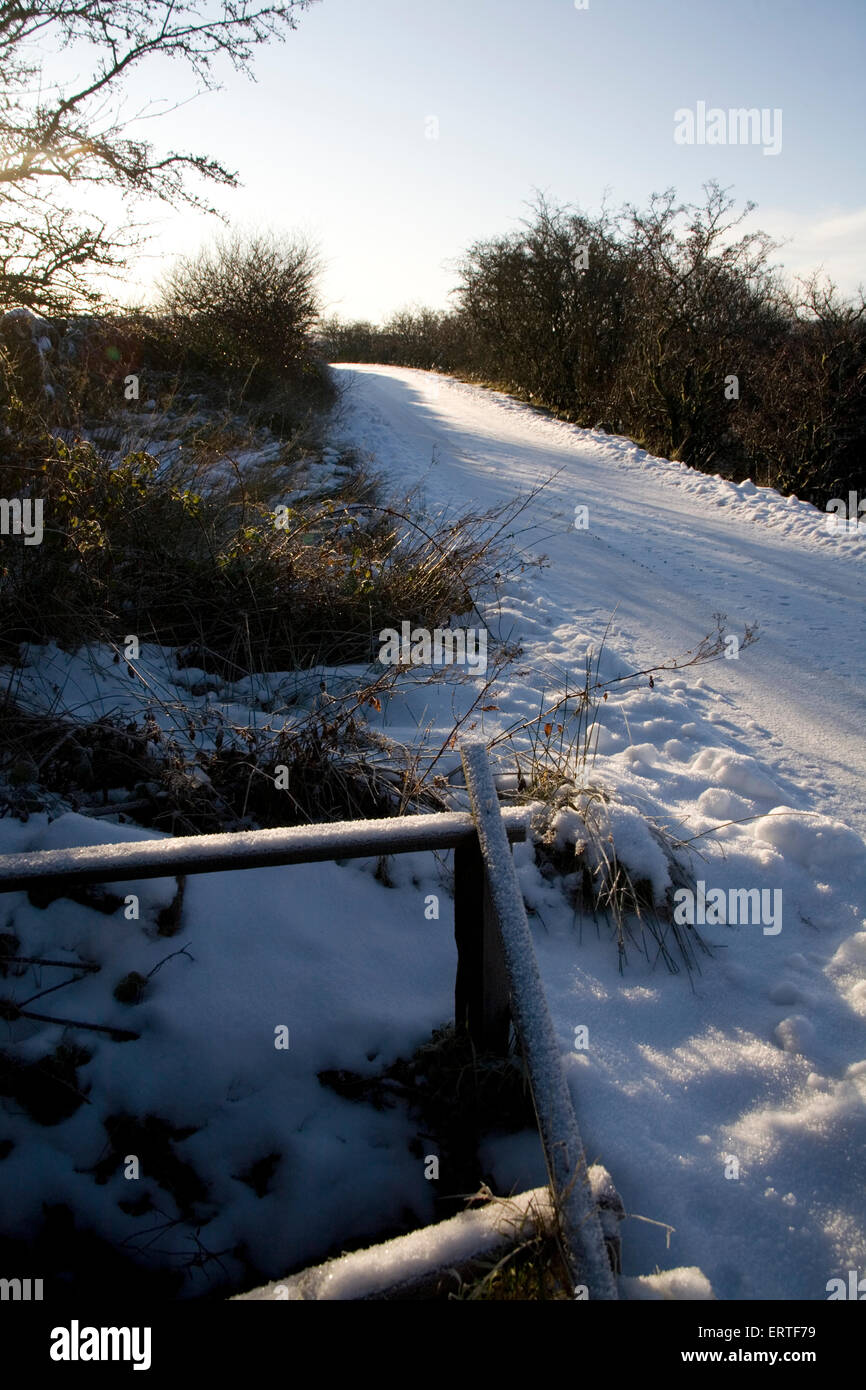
[459, 742, 618, 1301]
[0, 744, 618, 1300]
[0, 799, 526, 1051]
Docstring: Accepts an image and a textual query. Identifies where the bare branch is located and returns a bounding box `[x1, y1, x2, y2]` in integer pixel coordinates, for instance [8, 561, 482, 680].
[0, 2, 318, 308]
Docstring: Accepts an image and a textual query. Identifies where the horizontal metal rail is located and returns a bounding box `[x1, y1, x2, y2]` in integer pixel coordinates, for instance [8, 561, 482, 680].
[0, 807, 528, 894]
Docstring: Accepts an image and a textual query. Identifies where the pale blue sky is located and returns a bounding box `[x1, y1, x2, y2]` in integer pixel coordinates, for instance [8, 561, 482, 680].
[37, 0, 866, 317]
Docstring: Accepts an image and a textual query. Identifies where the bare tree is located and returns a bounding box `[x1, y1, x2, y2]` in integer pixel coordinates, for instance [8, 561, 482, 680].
[456, 194, 634, 421]
[159, 228, 323, 386]
[618, 182, 784, 467]
[0, 1, 318, 311]
[738, 271, 866, 499]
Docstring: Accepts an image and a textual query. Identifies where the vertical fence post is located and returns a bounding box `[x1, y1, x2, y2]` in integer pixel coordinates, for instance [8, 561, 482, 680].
[454, 838, 511, 1055]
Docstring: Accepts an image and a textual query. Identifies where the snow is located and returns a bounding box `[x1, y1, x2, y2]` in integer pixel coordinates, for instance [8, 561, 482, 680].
[751, 808, 865, 877]
[1, 361, 864, 1301]
[235, 1185, 556, 1300]
[621, 1267, 716, 1300]
[236, 1167, 630, 1300]
[325, 366, 866, 1299]
[0, 849, 458, 1293]
[31, 812, 179, 910]
[553, 799, 671, 902]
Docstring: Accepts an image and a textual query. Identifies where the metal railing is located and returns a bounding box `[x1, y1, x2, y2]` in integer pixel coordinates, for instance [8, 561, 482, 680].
[0, 742, 617, 1298]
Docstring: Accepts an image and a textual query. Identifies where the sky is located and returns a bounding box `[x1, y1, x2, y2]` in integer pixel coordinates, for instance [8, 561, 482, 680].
[25, 0, 866, 320]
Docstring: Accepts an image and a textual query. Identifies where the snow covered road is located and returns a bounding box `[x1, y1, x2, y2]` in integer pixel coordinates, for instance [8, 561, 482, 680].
[333, 364, 866, 839]
[332, 364, 866, 1300]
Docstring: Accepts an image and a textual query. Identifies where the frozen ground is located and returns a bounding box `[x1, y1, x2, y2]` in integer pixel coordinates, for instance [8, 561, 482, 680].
[1, 364, 863, 1300]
